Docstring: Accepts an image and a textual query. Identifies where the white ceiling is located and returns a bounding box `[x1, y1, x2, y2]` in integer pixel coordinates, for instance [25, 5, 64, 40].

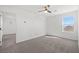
[0, 5, 78, 15]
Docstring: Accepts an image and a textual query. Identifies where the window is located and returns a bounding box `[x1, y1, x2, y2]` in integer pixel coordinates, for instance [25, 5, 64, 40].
[62, 16, 74, 32]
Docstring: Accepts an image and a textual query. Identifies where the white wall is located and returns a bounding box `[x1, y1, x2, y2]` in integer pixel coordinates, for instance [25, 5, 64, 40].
[1, 6, 78, 44]
[0, 6, 46, 43]
[3, 13, 16, 35]
[16, 12, 46, 43]
[46, 11, 78, 40]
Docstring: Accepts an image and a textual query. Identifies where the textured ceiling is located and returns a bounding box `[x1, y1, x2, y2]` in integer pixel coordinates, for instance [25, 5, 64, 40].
[0, 5, 78, 15]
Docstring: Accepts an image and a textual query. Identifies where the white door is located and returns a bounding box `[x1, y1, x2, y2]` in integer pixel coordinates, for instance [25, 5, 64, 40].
[0, 15, 2, 46]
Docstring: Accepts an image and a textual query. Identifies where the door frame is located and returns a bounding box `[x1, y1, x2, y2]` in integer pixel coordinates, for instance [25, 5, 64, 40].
[0, 11, 3, 46]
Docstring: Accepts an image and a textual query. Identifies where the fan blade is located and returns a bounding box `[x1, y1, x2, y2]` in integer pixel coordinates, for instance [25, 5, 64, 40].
[48, 10, 52, 13]
[38, 10, 45, 12]
[47, 5, 50, 7]
[38, 10, 43, 12]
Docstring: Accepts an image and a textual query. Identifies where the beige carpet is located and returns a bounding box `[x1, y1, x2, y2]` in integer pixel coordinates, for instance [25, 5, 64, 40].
[0, 34, 79, 53]
[2, 34, 16, 48]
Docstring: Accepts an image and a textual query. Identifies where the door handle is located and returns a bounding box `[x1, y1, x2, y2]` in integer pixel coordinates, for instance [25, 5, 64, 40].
[0, 28, 1, 30]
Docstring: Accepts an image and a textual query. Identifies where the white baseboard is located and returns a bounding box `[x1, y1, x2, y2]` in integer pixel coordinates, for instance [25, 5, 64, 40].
[3, 33, 16, 36]
[45, 35, 77, 40]
[16, 34, 45, 44]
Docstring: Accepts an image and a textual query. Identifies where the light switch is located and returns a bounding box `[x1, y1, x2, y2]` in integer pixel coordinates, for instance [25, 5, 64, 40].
[24, 21, 26, 23]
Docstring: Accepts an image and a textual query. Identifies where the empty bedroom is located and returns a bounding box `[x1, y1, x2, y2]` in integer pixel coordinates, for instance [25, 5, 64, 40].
[0, 5, 79, 53]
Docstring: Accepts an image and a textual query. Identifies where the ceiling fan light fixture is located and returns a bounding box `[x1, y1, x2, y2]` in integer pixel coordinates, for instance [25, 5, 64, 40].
[39, 5, 53, 13]
[44, 10, 48, 13]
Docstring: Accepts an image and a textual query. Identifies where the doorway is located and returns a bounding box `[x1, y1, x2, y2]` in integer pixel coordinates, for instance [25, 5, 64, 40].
[2, 12, 16, 48]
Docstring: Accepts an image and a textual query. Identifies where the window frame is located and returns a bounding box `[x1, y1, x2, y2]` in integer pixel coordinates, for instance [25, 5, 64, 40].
[62, 16, 75, 33]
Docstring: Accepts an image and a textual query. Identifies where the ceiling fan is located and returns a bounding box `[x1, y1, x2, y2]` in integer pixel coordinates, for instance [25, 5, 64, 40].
[39, 5, 52, 13]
